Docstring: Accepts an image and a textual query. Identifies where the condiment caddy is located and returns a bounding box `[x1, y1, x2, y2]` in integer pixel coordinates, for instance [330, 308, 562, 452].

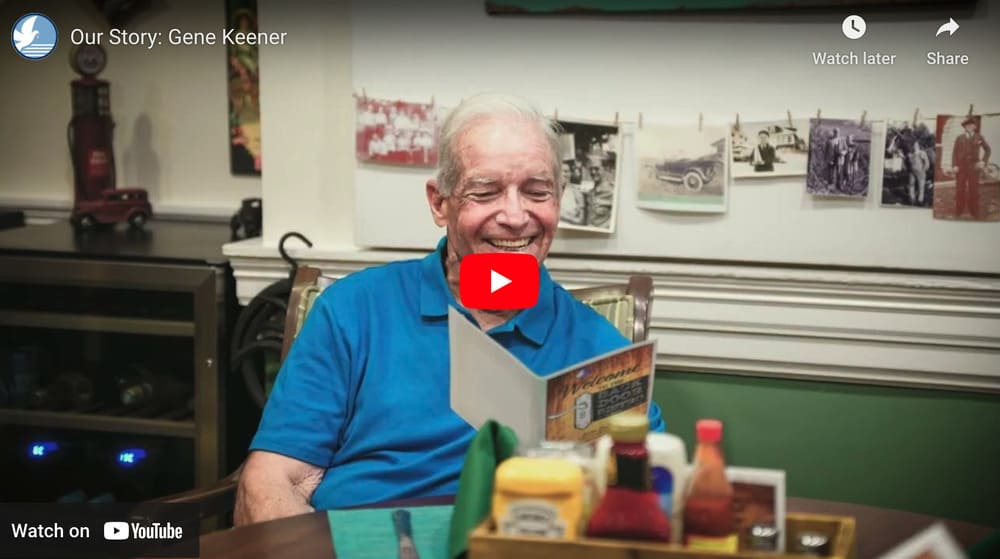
[473, 415, 855, 559]
[469, 512, 855, 559]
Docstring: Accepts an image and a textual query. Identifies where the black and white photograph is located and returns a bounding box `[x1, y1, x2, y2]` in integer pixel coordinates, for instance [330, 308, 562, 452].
[637, 123, 727, 213]
[730, 119, 810, 179]
[882, 119, 935, 208]
[355, 97, 443, 167]
[556, 119, 620, 233]
[807, 118, 872, 198]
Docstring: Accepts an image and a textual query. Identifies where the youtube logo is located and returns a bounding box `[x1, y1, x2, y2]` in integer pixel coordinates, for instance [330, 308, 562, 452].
[104, 521, 129, 540]
[459, 253, 539, 310]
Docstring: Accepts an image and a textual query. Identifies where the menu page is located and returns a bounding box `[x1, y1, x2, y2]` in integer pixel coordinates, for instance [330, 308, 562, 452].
[448, 307, 656, 446]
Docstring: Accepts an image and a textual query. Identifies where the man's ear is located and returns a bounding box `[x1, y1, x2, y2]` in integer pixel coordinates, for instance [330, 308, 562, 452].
[426, 179, 448, 227]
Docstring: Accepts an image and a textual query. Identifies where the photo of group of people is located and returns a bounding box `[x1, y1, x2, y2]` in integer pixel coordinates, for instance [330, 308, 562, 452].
[638, 123, 727, 213]
[933, 114, 998, 221]
[355, 97, 442, 167]
[730, 120, 809, 179]
[807, 118, 872, 198]
[557, 120, 621, 233]
[882, 120, 935, 208]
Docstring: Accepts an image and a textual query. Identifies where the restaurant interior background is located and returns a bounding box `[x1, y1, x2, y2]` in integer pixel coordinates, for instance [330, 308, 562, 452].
[0, 0, 997, 529]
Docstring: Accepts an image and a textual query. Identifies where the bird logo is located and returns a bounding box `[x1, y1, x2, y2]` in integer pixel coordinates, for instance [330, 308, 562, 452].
[12, 13, 58, 60]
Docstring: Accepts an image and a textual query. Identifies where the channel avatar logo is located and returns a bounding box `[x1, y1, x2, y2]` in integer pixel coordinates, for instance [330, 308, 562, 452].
[11, 13, 58, 60]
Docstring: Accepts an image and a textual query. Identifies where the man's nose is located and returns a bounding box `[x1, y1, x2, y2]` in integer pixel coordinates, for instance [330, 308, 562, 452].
[495, 189, 530, 228]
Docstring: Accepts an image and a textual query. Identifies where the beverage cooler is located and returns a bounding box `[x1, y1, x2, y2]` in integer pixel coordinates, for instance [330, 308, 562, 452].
[0, 224, 231, 504]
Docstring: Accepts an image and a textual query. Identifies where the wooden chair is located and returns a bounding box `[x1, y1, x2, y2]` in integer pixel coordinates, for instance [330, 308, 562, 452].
[158, 266, 654, 525]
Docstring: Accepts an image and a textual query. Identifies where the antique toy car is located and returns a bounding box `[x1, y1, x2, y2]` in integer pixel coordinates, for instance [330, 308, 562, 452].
[71, 188, 153, 230]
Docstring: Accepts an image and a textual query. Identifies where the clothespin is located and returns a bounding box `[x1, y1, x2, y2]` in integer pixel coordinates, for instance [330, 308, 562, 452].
[735, 113, 741, 131]
[787, 110, 793, 127]
[614, 112, 620, 126]
[638, 112, 644, 130]
[912, 108, 920, 127]
[362, 87, 367, 102]
[554, 108, 559, 121]
[817, 108, 822, 121]
[430, 95, 435, 106]
[968, 104, 974, 116]
[698, 113, 703, 132]
[860, 110, 867, 126]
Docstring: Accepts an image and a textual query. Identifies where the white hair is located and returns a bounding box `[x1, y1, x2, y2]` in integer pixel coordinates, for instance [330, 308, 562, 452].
[435, 93, 562, 196]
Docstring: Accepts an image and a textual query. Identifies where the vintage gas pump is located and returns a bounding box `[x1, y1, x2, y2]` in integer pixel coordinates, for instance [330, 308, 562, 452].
[69, 45, 114, 202]
[68, 45, 151, 230]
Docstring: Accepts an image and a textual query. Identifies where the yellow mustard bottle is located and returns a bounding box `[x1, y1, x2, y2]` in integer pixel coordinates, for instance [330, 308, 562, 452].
[492, 456, 584, 539]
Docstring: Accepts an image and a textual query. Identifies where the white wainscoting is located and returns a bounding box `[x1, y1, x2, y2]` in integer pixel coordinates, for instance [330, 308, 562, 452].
[224, 238, 1000, 394]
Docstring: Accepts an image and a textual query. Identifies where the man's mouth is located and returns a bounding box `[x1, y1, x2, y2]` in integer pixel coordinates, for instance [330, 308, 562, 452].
[486, 237, 534, 250]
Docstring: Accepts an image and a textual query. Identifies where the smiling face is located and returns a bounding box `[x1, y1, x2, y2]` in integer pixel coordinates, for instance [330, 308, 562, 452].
[426, 115, 559, 271]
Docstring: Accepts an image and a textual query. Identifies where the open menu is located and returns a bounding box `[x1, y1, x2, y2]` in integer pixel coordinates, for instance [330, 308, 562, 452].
[448, 307, 656, 448]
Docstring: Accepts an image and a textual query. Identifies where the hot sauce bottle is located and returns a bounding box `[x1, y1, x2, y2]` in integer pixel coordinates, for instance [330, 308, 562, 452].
[585, 412, 671, 541]
[683, 419, 738, 551]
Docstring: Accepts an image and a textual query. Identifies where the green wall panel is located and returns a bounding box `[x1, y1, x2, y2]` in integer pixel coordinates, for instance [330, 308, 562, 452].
[653, 371, 1000, 527]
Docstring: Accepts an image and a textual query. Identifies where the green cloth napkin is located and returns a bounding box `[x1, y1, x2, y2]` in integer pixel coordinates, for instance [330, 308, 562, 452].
[447, 420, 519, 559]
[328, 505, 454, 559]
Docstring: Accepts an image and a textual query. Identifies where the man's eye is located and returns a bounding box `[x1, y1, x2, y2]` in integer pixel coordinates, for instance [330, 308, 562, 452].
[466, 191, 499, 201]
[525, 190, 553, 200]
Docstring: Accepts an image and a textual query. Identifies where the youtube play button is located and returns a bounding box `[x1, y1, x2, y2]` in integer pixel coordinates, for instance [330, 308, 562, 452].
[460, 253, 539, 310]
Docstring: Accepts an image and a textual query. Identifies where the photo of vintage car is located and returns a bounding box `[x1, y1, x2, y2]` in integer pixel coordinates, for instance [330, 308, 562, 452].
[643, 153, 720, 192]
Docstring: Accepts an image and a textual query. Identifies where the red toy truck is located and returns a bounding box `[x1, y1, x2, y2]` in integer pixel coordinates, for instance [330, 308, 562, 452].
[71, 188, 153, 230]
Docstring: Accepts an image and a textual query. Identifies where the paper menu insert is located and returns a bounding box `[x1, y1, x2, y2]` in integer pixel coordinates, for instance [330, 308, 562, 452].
[448, 307, 656, 448]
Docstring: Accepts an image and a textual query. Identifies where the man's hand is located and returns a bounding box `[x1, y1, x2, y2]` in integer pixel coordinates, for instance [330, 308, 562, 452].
[234, 450, 325, 526]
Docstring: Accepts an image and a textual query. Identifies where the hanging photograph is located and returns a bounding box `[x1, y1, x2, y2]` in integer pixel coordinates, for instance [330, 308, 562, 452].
[730, 119, 809, 179]
[807, 118, 872, 198]
[882, 119, 936, 208]
[227, 0, 262, 175]
[637, 123, 727, 213]
[556, 119, 620, 233]
[356, 97, 443, 167]
[932, 114, 999, 221]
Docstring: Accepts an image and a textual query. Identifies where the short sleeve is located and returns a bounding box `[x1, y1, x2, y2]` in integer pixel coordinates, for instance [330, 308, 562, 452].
[248, 290, 357, 468]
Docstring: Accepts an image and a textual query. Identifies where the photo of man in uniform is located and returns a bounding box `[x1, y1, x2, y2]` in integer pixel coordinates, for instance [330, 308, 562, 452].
[950, 117, 992, 219]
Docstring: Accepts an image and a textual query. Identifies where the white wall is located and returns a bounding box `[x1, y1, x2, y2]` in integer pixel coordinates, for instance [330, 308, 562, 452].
[0, 0, 259, 217]
[256, 0, 355, 249]
[350, 0, 1000, 273]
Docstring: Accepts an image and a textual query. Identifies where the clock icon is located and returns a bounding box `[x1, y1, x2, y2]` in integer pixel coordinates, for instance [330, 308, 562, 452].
[842, 15, 867, 40]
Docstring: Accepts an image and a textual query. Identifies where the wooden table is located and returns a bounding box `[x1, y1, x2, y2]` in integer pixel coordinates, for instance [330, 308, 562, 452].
[199, 496, 994, 559]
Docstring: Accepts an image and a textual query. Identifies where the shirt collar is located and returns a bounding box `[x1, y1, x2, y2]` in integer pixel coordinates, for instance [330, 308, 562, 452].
[419, 236, 556, 346]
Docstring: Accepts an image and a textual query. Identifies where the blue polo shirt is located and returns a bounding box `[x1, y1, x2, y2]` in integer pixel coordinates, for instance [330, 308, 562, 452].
[250, 237, 664, 509]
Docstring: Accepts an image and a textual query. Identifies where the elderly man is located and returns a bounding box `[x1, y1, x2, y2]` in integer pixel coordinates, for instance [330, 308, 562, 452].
[235, 93, 664, 525]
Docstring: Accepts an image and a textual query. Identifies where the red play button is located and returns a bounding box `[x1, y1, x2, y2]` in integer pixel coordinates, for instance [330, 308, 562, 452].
[459, 253, 539, 310]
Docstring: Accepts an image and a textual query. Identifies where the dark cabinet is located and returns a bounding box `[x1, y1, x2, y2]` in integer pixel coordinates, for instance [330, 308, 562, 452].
[0, 221, 230, 502]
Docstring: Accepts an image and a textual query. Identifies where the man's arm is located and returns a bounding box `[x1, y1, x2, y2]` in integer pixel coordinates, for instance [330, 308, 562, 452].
[980, 135, 992, 164]
[234, 450, 325, 526]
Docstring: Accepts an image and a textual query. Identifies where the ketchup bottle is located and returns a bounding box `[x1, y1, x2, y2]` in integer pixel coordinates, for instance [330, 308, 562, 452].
[683, 419, 738, 551]
[586, 412, 671, 541]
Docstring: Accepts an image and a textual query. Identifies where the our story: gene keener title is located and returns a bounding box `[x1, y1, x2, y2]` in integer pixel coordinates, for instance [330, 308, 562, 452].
[70, 28, 288, 49]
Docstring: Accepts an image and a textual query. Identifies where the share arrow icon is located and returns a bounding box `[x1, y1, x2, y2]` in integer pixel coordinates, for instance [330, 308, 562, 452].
[935, 18, 959, 37]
